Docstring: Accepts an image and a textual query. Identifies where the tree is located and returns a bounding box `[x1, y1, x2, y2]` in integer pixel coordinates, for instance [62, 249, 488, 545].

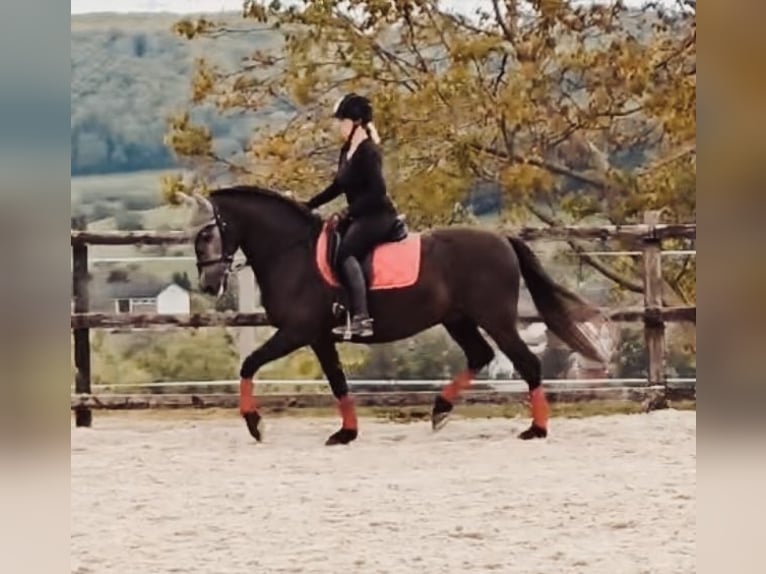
[165, 0, 695, 304]
[171, 271, 193, 291]
[349, 327, 466, 380]
[107, 269, 130, 283]
[114, 211, 144, 231]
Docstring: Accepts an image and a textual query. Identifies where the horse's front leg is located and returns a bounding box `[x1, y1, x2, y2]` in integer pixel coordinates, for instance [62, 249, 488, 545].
[311, 336, 358, 446]
[239, 327, 308, 442]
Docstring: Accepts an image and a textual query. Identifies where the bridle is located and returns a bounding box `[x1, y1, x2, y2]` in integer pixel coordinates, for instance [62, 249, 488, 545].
[194, 205, 245, 276]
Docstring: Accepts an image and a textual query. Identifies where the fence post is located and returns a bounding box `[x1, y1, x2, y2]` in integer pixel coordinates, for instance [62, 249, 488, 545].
[641, 210, 667, 407]
[72, 216, 92, 427]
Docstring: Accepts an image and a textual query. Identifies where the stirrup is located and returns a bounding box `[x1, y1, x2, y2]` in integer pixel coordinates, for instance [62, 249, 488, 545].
[332, 312, 354, 341]
[332, 313, 373, 340]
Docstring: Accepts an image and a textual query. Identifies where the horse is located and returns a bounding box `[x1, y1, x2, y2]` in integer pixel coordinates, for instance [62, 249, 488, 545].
[178, 186, 605, 445]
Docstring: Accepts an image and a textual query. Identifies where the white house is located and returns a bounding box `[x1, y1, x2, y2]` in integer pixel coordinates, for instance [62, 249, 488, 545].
[85, 270, 192, 315]
[112, 282, 190, 315]
[155, 283, 191, 314]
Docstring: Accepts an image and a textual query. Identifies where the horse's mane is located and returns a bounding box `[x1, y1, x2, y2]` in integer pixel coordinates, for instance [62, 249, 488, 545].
[210, 185, 323, 228]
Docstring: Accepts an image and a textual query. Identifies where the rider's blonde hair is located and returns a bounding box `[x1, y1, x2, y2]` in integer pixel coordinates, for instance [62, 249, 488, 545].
[364, 121, 381, 144]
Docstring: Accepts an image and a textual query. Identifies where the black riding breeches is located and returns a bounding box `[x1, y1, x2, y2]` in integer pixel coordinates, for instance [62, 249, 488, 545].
[336, 212, 398, 264]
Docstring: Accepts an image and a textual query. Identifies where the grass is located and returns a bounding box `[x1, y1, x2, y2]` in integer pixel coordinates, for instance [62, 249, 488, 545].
[71, 169, 171, 205]
[72, 170, 202, 277]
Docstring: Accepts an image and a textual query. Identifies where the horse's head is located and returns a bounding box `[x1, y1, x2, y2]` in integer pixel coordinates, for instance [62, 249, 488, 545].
[177, 191, 239, 297]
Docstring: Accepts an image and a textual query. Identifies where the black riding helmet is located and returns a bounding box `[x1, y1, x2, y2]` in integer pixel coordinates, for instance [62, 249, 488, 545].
[333, 93, 373, 124]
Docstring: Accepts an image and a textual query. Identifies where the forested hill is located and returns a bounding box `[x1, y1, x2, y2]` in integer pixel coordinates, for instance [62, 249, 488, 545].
[72, 8, 681, 178]
[71, 12, 284, 176]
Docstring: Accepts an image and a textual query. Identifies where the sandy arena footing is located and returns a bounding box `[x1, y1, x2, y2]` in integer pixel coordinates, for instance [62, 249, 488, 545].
[71, 410, 695, 574]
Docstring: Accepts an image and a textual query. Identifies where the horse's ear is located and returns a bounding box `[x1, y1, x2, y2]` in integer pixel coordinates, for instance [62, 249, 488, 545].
[191, 192, 214, 218]
[174, 192, 196, 207]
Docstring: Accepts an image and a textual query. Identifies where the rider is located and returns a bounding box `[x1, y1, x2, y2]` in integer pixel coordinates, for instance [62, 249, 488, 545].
[304, 92, 399, 338]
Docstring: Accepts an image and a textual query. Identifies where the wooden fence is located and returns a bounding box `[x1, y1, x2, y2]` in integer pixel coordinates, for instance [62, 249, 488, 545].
[70, 212, 696, 427]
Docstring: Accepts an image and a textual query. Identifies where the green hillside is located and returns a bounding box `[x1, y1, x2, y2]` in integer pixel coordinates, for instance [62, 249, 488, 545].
[71, 12, 284, 177]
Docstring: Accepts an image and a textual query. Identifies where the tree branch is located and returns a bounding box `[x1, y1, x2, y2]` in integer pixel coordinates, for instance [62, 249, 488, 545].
[331, 11, 422, 93]
[402, 10, 430, 74]
[654, 29, 696, 73]
[669, 255, 693, 305]
[441, 11, 489, 36]
[492, 53, 509, 95]
[526, 203, 645, 294]
[636, 142, 696, 178]
[469, 143, 613, 190]
[492, 0, 515, 43]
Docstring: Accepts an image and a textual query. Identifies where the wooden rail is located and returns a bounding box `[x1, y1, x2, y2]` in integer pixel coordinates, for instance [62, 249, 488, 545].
[70, 306, 695, 330]
[70, 213, 696, 426]
[72, 386, 695, 411]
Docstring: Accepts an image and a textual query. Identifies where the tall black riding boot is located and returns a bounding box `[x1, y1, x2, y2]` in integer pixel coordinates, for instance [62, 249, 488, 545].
[334, 256, 374, 338]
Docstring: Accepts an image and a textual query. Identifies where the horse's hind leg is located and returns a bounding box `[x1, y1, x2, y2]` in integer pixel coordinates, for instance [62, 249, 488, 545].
[432, 319, 495, 431]
[479, 317, 549, 440]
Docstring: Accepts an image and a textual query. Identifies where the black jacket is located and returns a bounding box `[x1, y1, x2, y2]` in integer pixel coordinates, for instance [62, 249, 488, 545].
[306, 139, 396, 219]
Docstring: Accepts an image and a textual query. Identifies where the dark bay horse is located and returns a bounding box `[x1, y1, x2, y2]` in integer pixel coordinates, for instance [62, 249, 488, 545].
[179, 186, 605, 445]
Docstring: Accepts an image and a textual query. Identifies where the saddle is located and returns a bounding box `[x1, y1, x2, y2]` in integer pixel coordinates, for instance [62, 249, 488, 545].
[325, 213, 410, 282]
[315, 212, 422, 332]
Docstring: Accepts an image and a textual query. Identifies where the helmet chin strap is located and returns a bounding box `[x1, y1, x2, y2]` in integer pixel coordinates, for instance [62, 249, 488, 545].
[345, 122, 360, 147]
[346, 121, 373, 149]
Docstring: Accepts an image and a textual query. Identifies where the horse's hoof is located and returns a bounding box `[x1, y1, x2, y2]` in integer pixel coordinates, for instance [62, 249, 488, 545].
[518, 423, 547, 440]
[325, 428, 358, 446]
[432, 411, 451, 431]
[431, 395, 453, 431]
[243, 411, 263, 442]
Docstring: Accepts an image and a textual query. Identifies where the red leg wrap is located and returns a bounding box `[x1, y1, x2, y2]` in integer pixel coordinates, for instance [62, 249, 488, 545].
[239, 378, 258, 415]
[339, 395, 358, 430]
[440, 370, 474, 403]
[530, 387, 549, 429]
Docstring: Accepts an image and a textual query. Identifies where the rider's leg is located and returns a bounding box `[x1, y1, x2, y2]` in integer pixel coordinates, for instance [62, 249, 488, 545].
[335, 213, 400, 336]
[338, 256, 372, 332]
[335, 219, 379, 336]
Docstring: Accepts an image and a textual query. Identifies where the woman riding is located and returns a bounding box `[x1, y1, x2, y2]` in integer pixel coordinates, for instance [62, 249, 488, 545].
[303, 92, 400, 338]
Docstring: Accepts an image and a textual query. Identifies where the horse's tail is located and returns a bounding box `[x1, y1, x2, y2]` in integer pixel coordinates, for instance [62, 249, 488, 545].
[507, 235, 605, 364]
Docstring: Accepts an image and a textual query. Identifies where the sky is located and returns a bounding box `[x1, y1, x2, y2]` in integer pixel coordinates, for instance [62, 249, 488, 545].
[71, 0, 676, 15]
[71, 1, 243, 13]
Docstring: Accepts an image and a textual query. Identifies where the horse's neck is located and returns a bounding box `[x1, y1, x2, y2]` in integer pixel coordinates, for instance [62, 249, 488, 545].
[241, 223, 317, 318]
[222, 197, 317, 288]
